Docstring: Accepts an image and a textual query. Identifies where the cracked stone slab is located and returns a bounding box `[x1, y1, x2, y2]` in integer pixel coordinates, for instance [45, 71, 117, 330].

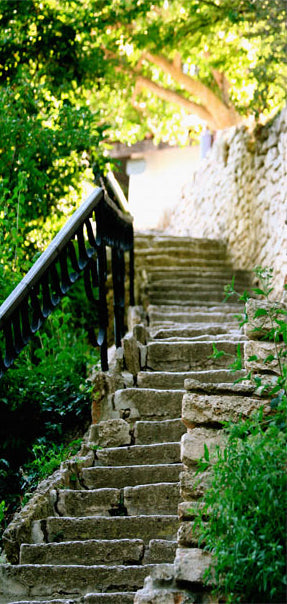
[174, 547, 213, 584]
[182, 392, 269, 427]
[181, 428, 223, 467]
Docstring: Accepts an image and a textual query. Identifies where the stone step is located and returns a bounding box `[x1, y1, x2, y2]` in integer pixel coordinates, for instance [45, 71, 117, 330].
[82, 464, 182, 489]
[134, 234, 226, 250]
[56, 489, 121, 517]
[145, 272, 250, 285]
[123, 482, 179, 516]
[146, 340, 243, 372]
[20, 537, 177, 568]
[134, 419, 186, 444]
[6, 600, 78, 604]
[6, 595, 136, 604]
[149, 323, 241, 339]
[148, 303, 242, 314]
[147, 285, 235, 297]
[136, 256, 232, 268]
[95, 442, 181, 466]
[84, 594, 135, 604]
[113, 388, 185, 421]
[20, 538, 144, 566]
[0, 563, 158, 600]
[137, 369, 244, 390]
[147, 292, 227, 304]
[144, 266, 250, 280]
[151, 334, 245, 343]
[34, 515, 178, 544]
[135, 246, 227, 259]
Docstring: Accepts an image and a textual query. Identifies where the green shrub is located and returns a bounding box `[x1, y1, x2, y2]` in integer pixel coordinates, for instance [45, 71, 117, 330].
[196, 266, 287, 603]
[196, 404, 287, 603]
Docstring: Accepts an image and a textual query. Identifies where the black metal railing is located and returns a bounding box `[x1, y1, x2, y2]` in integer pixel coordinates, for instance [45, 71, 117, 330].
[0, 173, 134, 377]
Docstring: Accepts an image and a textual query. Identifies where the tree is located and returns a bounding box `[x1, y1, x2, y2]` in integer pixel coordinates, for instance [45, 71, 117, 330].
[87, 0, 286, 139]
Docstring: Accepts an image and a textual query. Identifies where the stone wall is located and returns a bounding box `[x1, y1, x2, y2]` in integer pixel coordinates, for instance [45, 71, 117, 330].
[166, 106, 287, 300]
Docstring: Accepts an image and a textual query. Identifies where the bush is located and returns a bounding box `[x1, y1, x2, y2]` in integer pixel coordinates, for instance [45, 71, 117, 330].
[0, 298, 99, 527]
[196, 266, 287, 603]
[197, 404, 287, 603]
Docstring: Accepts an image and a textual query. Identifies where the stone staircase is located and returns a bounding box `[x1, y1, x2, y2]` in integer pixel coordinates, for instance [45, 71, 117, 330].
[0, 233, 251, 604]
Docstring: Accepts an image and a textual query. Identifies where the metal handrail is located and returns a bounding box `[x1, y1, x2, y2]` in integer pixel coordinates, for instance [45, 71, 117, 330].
[0, 174, 134, 377]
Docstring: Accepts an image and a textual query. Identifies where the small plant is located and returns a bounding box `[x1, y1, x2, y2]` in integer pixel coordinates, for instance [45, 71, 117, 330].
[20, 438, 82, 496]
[195, 267, 287, 603]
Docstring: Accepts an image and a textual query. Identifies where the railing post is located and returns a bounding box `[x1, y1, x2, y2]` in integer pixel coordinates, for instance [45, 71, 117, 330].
[112, 247, 126, 348]
[129, 245, 135, 307]
[96, 241, 108, 371]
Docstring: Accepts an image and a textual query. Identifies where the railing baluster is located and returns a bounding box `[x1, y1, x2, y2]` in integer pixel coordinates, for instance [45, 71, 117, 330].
[59, 247, 72, 294]
[50, 263, 62, 307]
[77, 225, 89, 270]
[3, 322, 16, 368]
[112, 247, 126, 348]
[96, 241, 108, 371]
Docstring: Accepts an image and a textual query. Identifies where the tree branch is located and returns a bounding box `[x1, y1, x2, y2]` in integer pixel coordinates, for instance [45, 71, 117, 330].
[145, 52, 241, 128]
[135, 75, 217, 129]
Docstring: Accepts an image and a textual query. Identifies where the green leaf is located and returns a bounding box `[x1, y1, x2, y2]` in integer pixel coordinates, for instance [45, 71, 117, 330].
[252, 288, 266, 296]
[253, 308, 268, 318]
[204, 444, 210, 462]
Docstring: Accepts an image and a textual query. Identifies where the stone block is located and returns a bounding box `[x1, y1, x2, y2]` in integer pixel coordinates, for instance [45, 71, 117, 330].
[144, 539, 177, 563]
[174, 547, 213, 584]
[123, 482, 179, 516]
[89, 419, 131, 448]
[181, 428, 223, 467]
[178, 501, 204, 520]
[180, 469, 210, 501]
[123, 333, 141, 376]
[133, 323, 148, 344]
[244, 340, 283, 375]
[128, 305, 146, 330]
[139, 342, 147, 369]
[244, 298, 287, 340]
[177, 521, 203, 547]
[182, 392, 266, 427]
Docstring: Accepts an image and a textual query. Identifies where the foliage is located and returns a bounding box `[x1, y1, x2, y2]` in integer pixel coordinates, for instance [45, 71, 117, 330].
[0, 298, 99, 530]
[21, 438, 82, 496]
[197, 405, 287, 603]
[196, 266, 287, 603]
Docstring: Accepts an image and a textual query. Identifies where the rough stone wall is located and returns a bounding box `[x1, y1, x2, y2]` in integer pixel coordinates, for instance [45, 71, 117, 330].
[166, 106, 287, 299]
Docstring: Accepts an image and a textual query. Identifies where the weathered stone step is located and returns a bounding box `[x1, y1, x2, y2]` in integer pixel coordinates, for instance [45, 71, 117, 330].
[6, 595, 135, 604]
[34, 515, 178, 544]
[20, 538, 144, 566]
[137, 369, 244, 390]
[123, 482, 179, 516]
[146, 272, 250, 285]
[149, 323, 241, 339]
[134, 235, 226, 250]
[82, 464, 182, 489]
[151, 333, 245, 343]
[96, 442, 180, 466]
[83, 594, 135, 604]
[148, 303, 242, 314]
[144, 266, 250, 279]
[148, 304, 243, 324]
[136, 255, 231, 268]
[146, 340, 243, 372]
[148, 292, 227, 304]
[56, 489, 120, 517]
[113, 388, 185, 420]
[0, 563, 158, 600]
[19, 535, 177, 571]
[135, 245, 226, 257]
[134, 419, 185, 444]
[6, 600, 78, 604]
